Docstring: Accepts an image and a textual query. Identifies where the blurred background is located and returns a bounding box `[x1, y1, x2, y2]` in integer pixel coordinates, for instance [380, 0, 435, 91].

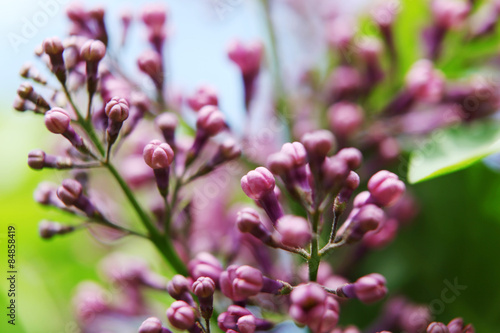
[1, 0, 500, 332]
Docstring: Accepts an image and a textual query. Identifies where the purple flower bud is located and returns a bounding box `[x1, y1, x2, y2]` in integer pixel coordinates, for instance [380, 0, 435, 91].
[336, 148, 363, 170]
[57, 179, 83, 206]
[290, 283, 340, 332]
[227, 40, 263, 77]
[237, 315, 256, 333]
[57, 179, 98, 217]
[187, 85, 219, 111]
[431, 0, 470, 29]
[326, 66, 362, 102]
[193, 277, 215, 320]
[155, 113, 178, 146]
[45, 107, 71, 134]
[405, 60, 444, 103]
[427, 322, 450, 333]
[281, 142, 307, 167]
[321, 156, 350, 192]
[347, 204, 385, 243]
[138, 317, 172, 333]
[137, 50, 163, 87]
[368, 170, 405, 207]
[141, 3, 167, 27]
[167, 275, 193, 304]
[80, 39, 106, 62]
[353, 191, 372, 208]
[105, 96, 129, 122]
[218, 138, 242, 161]
[38, 220, 74, 239]
[335, 171, 360, 215]
[241, 167, 275, 200]
[188, 252, 223, 287]
[43, 36, 64, 55]
[328, 102, 364, 139]
[73, 282, 109, 323]
[17, 82, 50, 111]
[326, 17, 356, 50]
[220, 265, 263, 301]
[143, 140, 174, 169]
[166, 300, 196, 330]
[192, 276, 215, 299]
[236, 208, 274, 246]
[363, 217, 398, 249]
[267, 152, 294, 175]
[301, 130, 336, 161]
[43, 37, 66, 83]
[27, 150, 46, 170]
[345, 273, 387, 304]
[276, 215, 312, 248]
[196, 105, 226, 137]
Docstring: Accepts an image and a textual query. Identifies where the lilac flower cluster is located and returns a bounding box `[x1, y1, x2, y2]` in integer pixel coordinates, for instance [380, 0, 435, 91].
[13, 0, 485, 332]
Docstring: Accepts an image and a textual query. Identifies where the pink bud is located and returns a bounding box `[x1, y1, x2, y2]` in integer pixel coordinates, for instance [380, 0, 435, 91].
[43, 36, 64, 55]
[196, 105, 226, 136]
[166, 300, 195, 330]
[45, 107, 71, 134]
[326, 17, 356, 49]
[192, 277, 215, 298]
[267, 152, 294, 175]
[368, 170, 405, 207]
[167, 275, 190, 299]
[289, 283, 327, 325]
[138, 317, 164, 333]
[188, 252, 223, 285]
[347, 204, 385, 243]
[220, 265, 263, 301]
[137, 50, 162, 77]
[237, 315, 257, 333]
[427, 322, 450, 333]
[405, 59, 444, 103]
[105, 96, 129, 122]
[241, 167, 275, 200]
[57, 179, 82, 206]
[227, 39, 263, 76]
[155, 113, 178, 132]
[143, 140, 174, 169]
[80, 39, 106, 62]
[363, 217, 398, 248]
[218, 138, 241, 161]
[353, 273, 387, 304]
[328, 102, 364, 138]
[336, 148, 363, 170]
[447, 317, 464, 333]
[276, 215, 312, 248]
[187, 85, 219, 111]
[431, 0, 470, 29]
[141, 3, 167, 27]
[301, 130, 336, 159]
[236, 208, 261, 233]
[28, 150, 46, 170]
[321, 156, 350, 189]
[280, 142, 307, 166]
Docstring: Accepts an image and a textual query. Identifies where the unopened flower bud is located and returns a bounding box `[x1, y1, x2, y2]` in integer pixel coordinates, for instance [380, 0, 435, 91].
[237, 315, 256, 333]
[347, 204, 385, 243]
[368, 170, 405, 207]
[431, 0, 470, 29]
[43, 37, 66, 83]
[45, 107, 71, 134]
[166, 301, 196, 330]
[187, 85, 219, 111]
[302, 130, 336, 161]
[155, 113, 178, 147]
[105, 96, 129, 122]
[143, 140, 174, 169]
[427, 322, 450, 333]
[241, 167, 275, 200]
[220, 265, 264, 301]
[57, 178, 82, 206]
[328, 102, 364, 139]
[342, 273, 387, 304]
[193, 276, 215, 320]
[167, 275, 193, 305]
[321, 156, 350, 193]
[38, 220, 74, 239]
[405, 60, 444, 103]
[80, 39, 106, 62]
[336, 148, 363, 170]
[196, 105, 226, 136]
[188, 252, 223, 287]
[138, 50, 163, 88]
[138, 317, 172, 333]
[276, 215, 312, 248]
[236, 208, 274, 246]
[43, 36, 64, 55]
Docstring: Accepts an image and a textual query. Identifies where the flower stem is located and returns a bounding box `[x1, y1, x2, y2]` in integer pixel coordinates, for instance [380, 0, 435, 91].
[308, 209, 321, 282]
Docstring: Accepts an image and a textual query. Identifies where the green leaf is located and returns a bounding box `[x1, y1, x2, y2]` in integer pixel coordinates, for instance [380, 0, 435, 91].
[407, 121, 500, 184]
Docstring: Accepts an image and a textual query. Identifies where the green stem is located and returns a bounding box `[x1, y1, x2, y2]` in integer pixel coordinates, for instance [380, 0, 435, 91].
[308, 209, 321, 282]
[106, 162, 187, 275]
